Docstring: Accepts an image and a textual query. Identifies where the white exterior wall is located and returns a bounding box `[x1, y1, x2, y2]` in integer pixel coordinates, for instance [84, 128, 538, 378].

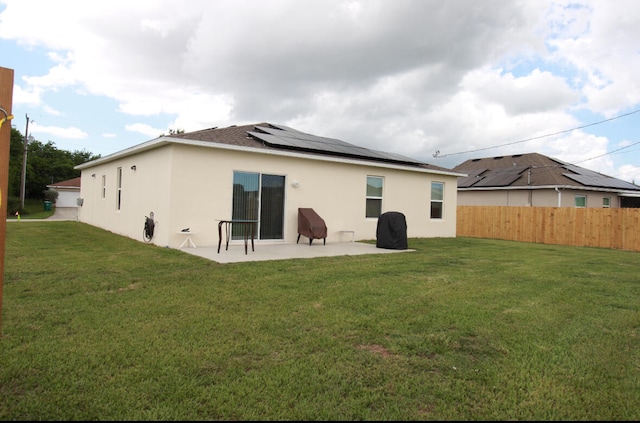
[79, 147, 174, 245]
[458, 188, 621, 208]
[79, 143, 459, 248]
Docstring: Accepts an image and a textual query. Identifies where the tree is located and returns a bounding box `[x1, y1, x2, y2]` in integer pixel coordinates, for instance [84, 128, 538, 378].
[8, 129, 101, 200]
[8, 128, 23, 199]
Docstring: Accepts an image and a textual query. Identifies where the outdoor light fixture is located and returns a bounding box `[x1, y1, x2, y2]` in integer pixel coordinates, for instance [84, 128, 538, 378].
[131, 165, 137, 171]
[292, 180, 300, 188]
[91, 173, 96, 178]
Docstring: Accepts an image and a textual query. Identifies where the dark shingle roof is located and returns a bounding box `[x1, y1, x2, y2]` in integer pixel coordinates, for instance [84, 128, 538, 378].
[170, 122, 453, 172]
[169, 122, 271, 149]
[48, 177, 81, 188]
[453, 152, 640, 191]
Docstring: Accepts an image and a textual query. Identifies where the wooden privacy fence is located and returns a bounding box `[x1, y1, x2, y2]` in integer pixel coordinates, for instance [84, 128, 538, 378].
[456, 206, 640, 252]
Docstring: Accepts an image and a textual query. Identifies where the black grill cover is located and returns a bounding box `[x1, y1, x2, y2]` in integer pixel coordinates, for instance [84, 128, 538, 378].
[376, 211, 408, 250]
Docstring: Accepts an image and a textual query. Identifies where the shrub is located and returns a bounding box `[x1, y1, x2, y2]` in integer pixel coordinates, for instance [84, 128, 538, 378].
[43, 188, 59, 204]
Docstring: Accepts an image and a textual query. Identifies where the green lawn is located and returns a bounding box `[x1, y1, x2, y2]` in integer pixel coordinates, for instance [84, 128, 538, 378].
[1, 222, 638, 420]
[6, 198, 56, 220]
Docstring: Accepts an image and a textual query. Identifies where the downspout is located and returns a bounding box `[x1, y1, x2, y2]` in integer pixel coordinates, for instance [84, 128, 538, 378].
[555, 187, 561, 207]
[528, 169, 532, 206]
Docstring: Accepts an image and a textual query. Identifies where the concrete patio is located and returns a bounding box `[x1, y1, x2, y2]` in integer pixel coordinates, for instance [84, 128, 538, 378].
[7, 209, 414, 263]
[179, 240, 415, 264]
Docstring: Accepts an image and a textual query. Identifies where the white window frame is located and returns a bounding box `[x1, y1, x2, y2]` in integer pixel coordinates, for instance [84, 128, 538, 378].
[366, 176, 384, 218]
[575, 195, 586, 208]
[430, 181, 444, 219]
[603, 197, 610, 208]
[116, 167, 122, 211]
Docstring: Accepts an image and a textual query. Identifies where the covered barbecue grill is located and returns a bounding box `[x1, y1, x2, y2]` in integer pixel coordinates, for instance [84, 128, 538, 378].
[297, 208, 327, 245]
[376, 211, 408, 250]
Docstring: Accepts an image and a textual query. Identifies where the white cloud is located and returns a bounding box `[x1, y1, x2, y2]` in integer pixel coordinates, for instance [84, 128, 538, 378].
[464, 68, 580, 115]
[615, 164, 640, 185]
[1, 0, 639, 182]
[545, 0, 640, 115]
[42, 105, 62, 116]
[12, 84, 42, 106]
[30, 123, 88, 139]
[125, 123, 165, 138]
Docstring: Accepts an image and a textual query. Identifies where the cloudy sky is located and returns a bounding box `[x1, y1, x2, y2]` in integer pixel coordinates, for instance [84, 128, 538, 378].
[1, 0, 639, 183]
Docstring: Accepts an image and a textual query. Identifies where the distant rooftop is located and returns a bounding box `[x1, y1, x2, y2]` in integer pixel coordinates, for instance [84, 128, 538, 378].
[47, 176, 81, 188]
[453, 153, 640, 191]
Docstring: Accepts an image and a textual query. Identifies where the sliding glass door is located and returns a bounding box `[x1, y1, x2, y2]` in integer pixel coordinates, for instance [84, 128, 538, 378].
[232, 171, 285, 240]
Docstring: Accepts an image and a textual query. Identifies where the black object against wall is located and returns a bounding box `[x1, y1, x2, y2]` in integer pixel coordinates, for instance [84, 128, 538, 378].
[376, 211, 408, 250]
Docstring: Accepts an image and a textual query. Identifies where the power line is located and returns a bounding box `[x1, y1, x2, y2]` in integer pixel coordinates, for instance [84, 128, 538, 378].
[570, 140, 640, 165]
[434, 108, 640, 158]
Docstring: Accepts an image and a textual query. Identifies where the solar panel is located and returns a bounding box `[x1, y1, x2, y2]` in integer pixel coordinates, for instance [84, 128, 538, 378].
[562, 164, 640, 190]
[563, 164, 598, 176]
[457, 168, 487, 187]
[474, 165, 528, 187]
[563, 173, 640, 190]
[248, 125, 424, 165]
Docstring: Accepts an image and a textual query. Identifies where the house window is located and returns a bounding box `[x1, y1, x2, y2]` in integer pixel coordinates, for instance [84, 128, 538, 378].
[116, 167, 122, 210]
[575, 195, 586, 208]
[366, 176, 383, 218]
[431, 182, 444, 219]
[101, 175, 106, 199]
[603, 197, 610, 208]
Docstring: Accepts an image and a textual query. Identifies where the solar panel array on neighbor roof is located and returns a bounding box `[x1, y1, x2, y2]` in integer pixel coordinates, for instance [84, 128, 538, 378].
[458, 165, 529, 187]
[457, 168, 488, 188]
[454, 152, 640, 191]
[248, 124, 424, 166]
[563, 173, 640, 189]
[561, 164, 640, 190]
[473, 165, 529, 187]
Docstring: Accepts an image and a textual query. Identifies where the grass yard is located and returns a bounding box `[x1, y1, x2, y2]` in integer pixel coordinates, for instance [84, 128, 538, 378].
[6, 198, 56, 220]
[0, 222, 638, 420]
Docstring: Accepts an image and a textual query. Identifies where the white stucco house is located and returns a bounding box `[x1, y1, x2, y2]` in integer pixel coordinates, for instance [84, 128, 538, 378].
[46, 177, 81, 208]
[75, 123, 465, 249]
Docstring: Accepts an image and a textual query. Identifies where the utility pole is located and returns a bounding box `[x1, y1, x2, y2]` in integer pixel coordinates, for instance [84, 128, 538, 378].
[20, 114, 31, 209]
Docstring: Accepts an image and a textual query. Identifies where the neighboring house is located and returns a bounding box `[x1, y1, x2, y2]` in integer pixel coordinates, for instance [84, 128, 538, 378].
[46, 177, 81, 207]
[453, 152, 640, 208]
[75, 122, 465, 248]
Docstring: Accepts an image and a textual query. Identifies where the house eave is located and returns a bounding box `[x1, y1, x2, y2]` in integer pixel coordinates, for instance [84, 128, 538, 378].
[458, 184, 640, 194]
[75, 137, 167, 169]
